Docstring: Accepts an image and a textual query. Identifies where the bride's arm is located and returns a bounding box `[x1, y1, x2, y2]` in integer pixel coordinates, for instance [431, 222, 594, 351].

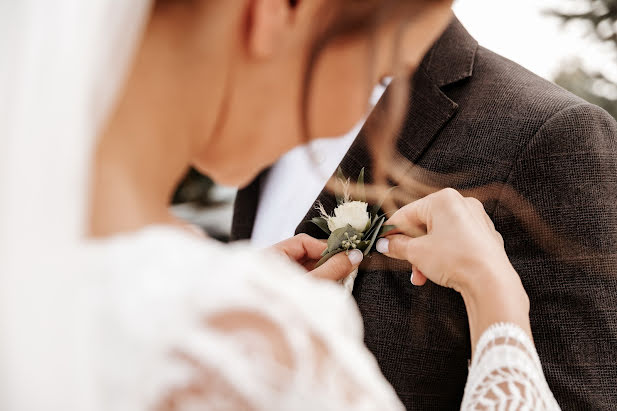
[461, 322, 560, 410]
[459, 263, 531, 356]
[149, 281, 403, 411]
[458, 272, 560, 410]
[378, 188, 560, 410]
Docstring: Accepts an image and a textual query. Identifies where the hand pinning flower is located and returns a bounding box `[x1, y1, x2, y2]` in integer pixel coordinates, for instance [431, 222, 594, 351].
[310, 168, 395, 292]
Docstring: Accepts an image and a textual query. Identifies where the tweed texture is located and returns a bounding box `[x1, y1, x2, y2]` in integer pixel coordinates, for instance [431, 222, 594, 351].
[232, 17, 617, 411]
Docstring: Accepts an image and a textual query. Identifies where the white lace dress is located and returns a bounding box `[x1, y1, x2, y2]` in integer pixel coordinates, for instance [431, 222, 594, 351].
[90, 227, 560, 410]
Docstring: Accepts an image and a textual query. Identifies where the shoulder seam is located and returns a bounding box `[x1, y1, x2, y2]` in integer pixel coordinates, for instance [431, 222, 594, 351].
[489, 101, 591, 217]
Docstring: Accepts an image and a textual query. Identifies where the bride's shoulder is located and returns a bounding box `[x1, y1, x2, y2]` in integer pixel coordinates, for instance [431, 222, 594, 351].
[93, 225, 359, 324]
[97, 225, 301, 280]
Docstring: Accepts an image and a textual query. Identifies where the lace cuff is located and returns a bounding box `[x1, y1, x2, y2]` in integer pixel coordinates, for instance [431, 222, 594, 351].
[461, 323, 561, 410]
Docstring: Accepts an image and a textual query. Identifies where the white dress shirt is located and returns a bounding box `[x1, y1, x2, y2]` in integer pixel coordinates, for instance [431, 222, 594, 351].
[251, 84, 388, 247]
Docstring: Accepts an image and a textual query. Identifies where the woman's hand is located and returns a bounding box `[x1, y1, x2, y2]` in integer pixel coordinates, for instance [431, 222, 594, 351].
[375, 188, 531, 351]
[376, 188, 512, 292]
[272, 234, 363, 281]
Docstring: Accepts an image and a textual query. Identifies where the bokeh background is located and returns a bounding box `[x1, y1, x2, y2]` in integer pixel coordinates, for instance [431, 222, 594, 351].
[172, 0, 617, 242]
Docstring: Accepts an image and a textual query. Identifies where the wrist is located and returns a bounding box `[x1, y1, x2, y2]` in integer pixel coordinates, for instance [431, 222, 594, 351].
[459, 260, 524, 303]
[461, 271, 529, 317]
[458, 263, 531, 354]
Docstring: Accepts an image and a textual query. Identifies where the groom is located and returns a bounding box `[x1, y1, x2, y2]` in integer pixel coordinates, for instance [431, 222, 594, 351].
[232, 16, 617, 410]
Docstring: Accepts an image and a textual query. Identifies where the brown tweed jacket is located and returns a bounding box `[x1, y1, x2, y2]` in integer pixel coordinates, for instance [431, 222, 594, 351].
[232, 17, 617, 410]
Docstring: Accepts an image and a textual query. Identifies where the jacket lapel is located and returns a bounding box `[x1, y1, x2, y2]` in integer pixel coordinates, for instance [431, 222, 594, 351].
[294, 17, 477, 237]
[295, 126, 373, 238]
[230, 170, 266, 241]
[231, 17, 477, 242]
[294, 67, 459, 237]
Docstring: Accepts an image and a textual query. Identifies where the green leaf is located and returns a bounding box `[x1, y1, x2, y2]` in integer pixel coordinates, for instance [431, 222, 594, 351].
[336, 167, 346, 181]
[315, 248, 345, 268]
[364, 222, 378, 240]
[356, 240, 371, 252]
[335, 167, 346, 205]
[363, 218, 372, 232]
[311, 217, 331, 235]
[327, 225, 350, 252]
[364, 216, 385, 256]
[357, 168, 366, 203]
[371, 186, 397, 216]
[326, 224, 363, 253]
[363, 215, 384, 239]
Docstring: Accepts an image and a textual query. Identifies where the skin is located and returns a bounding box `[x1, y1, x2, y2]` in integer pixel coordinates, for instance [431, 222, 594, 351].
[90, 0, 530, 354]
[376, 189, 531, 354]
[91, 0, 453, 276]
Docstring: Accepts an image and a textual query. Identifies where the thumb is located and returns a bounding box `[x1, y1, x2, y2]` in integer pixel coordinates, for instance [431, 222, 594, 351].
[310, 249, 363, 281]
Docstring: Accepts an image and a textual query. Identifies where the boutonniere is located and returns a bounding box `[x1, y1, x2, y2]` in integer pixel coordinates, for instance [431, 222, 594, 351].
[311, 168, 395, 293]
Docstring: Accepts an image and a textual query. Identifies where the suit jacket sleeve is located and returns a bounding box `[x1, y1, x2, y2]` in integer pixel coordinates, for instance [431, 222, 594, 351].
[493, 102, 617, 409]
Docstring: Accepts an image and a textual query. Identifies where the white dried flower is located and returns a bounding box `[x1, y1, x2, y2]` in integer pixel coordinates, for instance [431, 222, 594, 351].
[327, 201, 370, 232]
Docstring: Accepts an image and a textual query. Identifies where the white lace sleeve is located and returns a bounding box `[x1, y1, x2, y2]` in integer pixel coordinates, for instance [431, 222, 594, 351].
[461, 323, 561, 411]
[94, 229, 403, 411]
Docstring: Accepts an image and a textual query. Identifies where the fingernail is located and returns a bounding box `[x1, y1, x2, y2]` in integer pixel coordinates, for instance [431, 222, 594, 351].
[376, 238, 389, 254]
[348, 249, 364, 266]
[410, 272, 414, 285]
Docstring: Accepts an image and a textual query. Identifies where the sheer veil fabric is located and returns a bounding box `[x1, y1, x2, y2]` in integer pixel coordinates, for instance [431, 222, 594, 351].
[0, 1, 152, 408]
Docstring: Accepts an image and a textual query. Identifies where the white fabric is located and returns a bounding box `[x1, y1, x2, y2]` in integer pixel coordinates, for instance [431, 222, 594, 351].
[92, 227, 404, 410]
[0, 1, 152, 409]
[93, 227, 559, 411]
[0, 1, 560, 410]
[462, 323, 561, 410]
[251, 84, 388, 248]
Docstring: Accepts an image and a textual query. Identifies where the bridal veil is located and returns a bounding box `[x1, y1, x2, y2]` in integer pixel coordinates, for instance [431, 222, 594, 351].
[0, 1, 152, 408]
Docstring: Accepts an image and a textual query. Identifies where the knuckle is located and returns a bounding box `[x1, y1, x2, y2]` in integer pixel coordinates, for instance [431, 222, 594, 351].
[436, 188, 463, 212]
[405, 239, 416, 257]
[296, 233, 310, 241]
[442, 187, 461, 200]
[467, 197, 484, 210]
[387, 209, 402, 224]
[439, 188, 459, 203]
[390, 237, 404, 255]
[332, 253, 352, 271]
[488, 217, 497, 229]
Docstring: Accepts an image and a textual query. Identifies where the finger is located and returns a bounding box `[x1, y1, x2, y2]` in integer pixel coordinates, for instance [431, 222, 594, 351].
[465, 197, 494, 230]
[385, 188, 463, 237]
[384, 197, 431, 237]
[376, 234, 426, 263]
[464, 197, 503, 243]
[274, 234, 327, 262]
[310, 249, 363, 281]
[495, 231, 504, 246]
[376, 235, 434, 280]
[411, 266, 428, 286]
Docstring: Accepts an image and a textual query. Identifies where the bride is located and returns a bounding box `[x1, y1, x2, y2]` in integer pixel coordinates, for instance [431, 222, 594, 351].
[1, 0, 560, 409]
